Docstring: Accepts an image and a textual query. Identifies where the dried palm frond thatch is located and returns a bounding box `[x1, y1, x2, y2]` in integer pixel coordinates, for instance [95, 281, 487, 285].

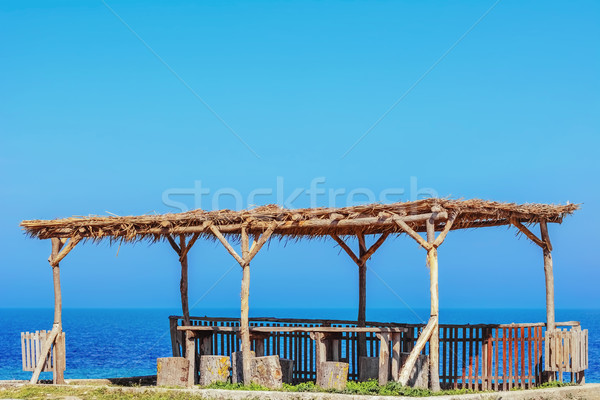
[20, 198, 578, 243]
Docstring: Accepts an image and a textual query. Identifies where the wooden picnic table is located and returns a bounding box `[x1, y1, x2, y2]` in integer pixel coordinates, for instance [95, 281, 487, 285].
[177, 325, 408, 386]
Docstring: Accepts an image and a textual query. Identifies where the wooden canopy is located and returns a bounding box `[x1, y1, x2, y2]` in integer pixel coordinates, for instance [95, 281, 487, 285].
[20, 197, 578, 390]
[21, 198, 577, 242]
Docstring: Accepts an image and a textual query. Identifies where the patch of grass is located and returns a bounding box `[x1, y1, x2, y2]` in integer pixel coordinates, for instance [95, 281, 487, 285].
[531, 380, 575, 390]
[204, 381, 270, 391]
[204, 380, 478, 397]
[0, 385, 207, 400]
[0, 378, 582, 399]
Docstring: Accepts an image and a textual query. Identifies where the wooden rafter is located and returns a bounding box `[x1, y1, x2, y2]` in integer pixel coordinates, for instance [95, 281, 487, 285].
[246, 222, 277, 263]
[360, 233, 389, 264]
[179, 232, 200, 261]
[539, 220, 553, 252]
[167, 235, 181, 255]
[433, 212, 458, 247]
[331, 234, 361, 265]
[209, 224, 245, 266]
[511, 219, 546, 250]
[331, 233, 389, 266]
[393, 217, 432, 250]
[49, 236, 81, 267]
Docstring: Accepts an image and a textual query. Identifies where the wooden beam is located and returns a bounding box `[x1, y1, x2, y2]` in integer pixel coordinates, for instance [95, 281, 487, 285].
[50, 238, 66, 384]
[540, 221, 556, 331]
[357, 234, 366, 254]
[209, 224, 244, 266]
[511, 219, 546, 249]
[330, 234, 360, 265]
[330, 232, 389, 361]
[357, 233, 367, 360]
[185, 331, 196, 387]
[391, 333, 401, 381]
[245, 223, 277, 264]
[359, 233, 389, 265]
[240, 226, 252, 385]
[398, 316, 437, 386]
[49, 236, 81, 267]
[540, 220, 553, 252]
[178, 235, 191, 328]
[393, 217, 432, 250]
[377, 332, 390, 385]
[180, 325, 408, 333]
[427, 218, 440, 392]
[179, 232, 201, 261]
[433, 212, 457, 247]
[167, 235, 181, 255]
[208, 211, 447, 235]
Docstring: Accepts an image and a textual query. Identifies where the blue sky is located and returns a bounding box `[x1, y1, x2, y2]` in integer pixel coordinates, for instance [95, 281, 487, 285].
[1, 1, 599, 318]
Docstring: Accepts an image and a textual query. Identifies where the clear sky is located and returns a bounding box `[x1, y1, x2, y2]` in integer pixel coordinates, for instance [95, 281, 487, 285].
[1, 1, 598, 318]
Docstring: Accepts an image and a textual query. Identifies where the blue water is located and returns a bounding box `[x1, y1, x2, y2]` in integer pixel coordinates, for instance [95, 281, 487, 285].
[0, 308, 598, 382]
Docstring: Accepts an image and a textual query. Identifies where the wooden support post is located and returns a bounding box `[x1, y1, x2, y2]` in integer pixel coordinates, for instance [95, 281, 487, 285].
[377, 332, 390, 385]
[393, 211, 455, 391]
[240, 226, 252, 385]
[209, 223, 276, 385]
[31, 237, 80, 384]
[391, 333, 401, 381]
[167, 233, 200, 356]
[311, 332, 328, 368]
[51, 238, 65, 385]
[185, 331, 196, 387]
[169, 318, 181, 357]
[540, 221, 555, 332]
[427, 217, 440, 392]
[357, 234, 367, 359]
[330, 232, 389, 363]
[179, 235, 191, 329]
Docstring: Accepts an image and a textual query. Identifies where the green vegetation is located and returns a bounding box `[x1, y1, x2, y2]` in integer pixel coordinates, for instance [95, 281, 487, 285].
[0, 379, 580, 400]
[204, 380, 477, 397]
[0, 385, 199, 400]
[526, 380, 575, 390]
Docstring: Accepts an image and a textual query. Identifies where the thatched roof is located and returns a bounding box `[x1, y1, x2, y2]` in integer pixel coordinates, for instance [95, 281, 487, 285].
[20, 199, 578, 243]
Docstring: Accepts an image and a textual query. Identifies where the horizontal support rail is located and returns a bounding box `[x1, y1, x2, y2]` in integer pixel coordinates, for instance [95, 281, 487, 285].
[170, 315, 580, 329]
[177, 325, 408, 333]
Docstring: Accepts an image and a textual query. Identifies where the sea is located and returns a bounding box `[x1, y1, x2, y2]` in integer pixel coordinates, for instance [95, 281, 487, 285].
[0, 308, 598, 382]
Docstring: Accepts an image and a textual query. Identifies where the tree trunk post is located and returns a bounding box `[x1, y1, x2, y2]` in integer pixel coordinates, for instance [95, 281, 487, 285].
[185, 331, 196, 387]
[240, 226, 252, 385]
[179, 236, 191, 328]
[357, 234, 367, 360]
[540, 221, 556, 332]
[427, 217, 440, 392]
[51, 238, 65, 385]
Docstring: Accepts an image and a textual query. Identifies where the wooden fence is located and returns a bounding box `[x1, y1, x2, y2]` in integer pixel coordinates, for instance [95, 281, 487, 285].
[21, 330, 65, 372]
[545, 328, 588, 382]
[168, 316, 583, 389]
